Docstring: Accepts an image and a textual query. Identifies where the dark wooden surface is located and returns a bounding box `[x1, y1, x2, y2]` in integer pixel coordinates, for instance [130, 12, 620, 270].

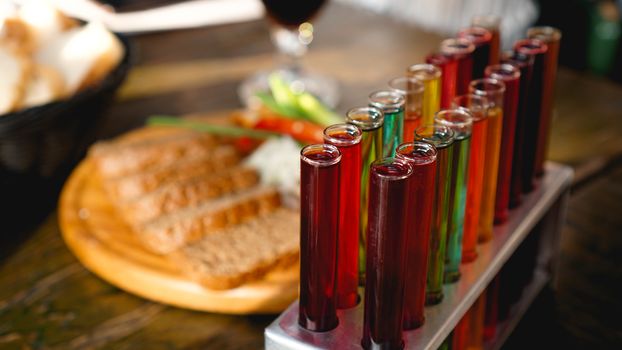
[2, 2, 622, 349]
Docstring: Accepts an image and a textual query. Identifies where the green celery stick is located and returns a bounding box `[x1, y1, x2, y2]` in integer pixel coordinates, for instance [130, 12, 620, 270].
[147, 116, 278, 139]
[268, 73, 303, 115]
[297, 92, 343, 126]
[255, 91, 302, 118]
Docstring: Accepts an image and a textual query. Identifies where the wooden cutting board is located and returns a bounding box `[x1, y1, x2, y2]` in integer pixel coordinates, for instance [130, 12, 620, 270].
[58, 125, 299, 314]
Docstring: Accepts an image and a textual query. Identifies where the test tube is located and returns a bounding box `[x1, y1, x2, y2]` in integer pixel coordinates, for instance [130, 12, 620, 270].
[299, 144, 341, 332]
[362, 158, 413, 350]
[484, 276, 501, 341]
[472, 15, 501, 64]
[501, 51, 534, 208]
[452, 94, 489, 263]
[369, 90, 405, 158]
[435, 109, 473, 283]
[452, 312, 469, 350]
[388, 77, 424, 143]
[528, 27, 562, 177]
[466, 291, 487, 350]
[425, 53, 458, 109]
[514, 39, 548, 193]
[440, 38, 475, 95]
[346, 107, 384, 284]
[485, 64, 521, 224]
[458, 27, 493, 79]
[324, 123, 363, 309]
[406, 63, 442, 126]
[469, 78, 505, 243]
[414, 124, 455, 304]
[396, 142, 438, 329]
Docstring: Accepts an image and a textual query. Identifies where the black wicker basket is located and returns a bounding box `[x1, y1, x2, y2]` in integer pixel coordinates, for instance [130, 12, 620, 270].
[0, 36, 133, 233]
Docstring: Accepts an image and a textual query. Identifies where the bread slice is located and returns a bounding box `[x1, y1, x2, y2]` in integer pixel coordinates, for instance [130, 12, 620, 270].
[91, 132, 221, 179]
[18, 0, 78, 50]
[120, 166, 260, 223]
[138, 186, 281, 254]
[35, 21, 122, 95]
[1, 16, 35, 55]
[173, 208, 299, 290]
[0, 46, 31, 114]
[21, 64, 64, 108]
[102, 145, 240, 200]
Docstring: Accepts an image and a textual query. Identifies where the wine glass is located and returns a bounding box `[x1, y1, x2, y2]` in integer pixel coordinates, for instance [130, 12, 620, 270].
[238, 0, 340, 108]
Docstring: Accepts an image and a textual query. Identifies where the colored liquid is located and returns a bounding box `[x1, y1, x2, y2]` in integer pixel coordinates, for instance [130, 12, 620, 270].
[504, 55, 534, 208]
[362, 161, 411, 350]
[397, 149, 437, 329]
[382, 109, 404, 157]
[490, 72, 520, 224]
[403, 111, 423, 143]
[489, 30, 501, 65]
[357, 126, 383, 284]
[444, 135, 471, 283]
[483, 276, 500, 341]
[456, 54, 474, 95]
[299, 150, 340, 331]
[325, 132, 362, 309]
[466, 291, 487, 350]
[472, 41, 492, 79]
[425, 143, 454, 304]
[426, 54, 458, 109]
[421, 77, 441, 126]
[535, 38, 560, 176]
[478, 107, 503, 242]
[462, 117, 488, 262]
[261, 0, 326, 27]
[452, 312, 469, 350]
[439, 337, 451, 350]
[520, 48, 547, 193]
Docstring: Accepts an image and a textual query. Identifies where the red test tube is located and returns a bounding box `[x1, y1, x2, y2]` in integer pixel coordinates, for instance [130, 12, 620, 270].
[483, 275, 500, 341]
[324, 123, 363, 309]
[458, 27, 493, 79]
[299, 144, 341, 332]
[528, 26, 562, 177]
[440, 38, 475, 95]
[472, 15, 501, 65]
[396, 142, 438, 329]
[485, 64, 521, 224]
[502, 51, 535, 208]
[362, 158, 413, 350]
[426, 53, 458, 109]
[452, 94, 489, 263]
[514, 39, 548, 193]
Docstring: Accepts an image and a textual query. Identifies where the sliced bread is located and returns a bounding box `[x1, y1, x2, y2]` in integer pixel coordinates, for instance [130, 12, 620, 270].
[138, 186, 281, 254]
[0, 46, 31, 114]
[120, 166, 260, 223]
[19, 0, 78, 50]
[0, 16, 35, 54]
[173, 208, 299, 290]
[102, 145, 240, 201]
[21, 64, 64, 108]
[91, 131, 221, 179]
[35, 21, 122, 95]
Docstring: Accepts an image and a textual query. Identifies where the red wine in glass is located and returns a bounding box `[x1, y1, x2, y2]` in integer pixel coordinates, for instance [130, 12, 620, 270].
[261, 0, 327, 27]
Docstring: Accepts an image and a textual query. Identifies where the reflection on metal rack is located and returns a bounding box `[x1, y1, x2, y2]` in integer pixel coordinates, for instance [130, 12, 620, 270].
[265, 162, 572, 350]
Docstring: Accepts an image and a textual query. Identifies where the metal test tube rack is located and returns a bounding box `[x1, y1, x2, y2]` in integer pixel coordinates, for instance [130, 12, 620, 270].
[265, 162, 573, 350]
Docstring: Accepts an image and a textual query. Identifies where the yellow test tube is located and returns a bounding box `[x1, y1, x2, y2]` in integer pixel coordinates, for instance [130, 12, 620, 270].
[406, 63, 441, 127]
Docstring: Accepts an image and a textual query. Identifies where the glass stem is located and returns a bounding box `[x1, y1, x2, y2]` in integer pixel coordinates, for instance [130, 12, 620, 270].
[270, 25, 309, 72]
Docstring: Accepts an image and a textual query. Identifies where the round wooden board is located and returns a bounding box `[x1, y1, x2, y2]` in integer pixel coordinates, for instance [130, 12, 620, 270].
[58, 134, 299, 315]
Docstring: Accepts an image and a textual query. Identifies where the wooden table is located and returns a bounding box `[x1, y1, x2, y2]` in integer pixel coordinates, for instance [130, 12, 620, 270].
[2, 3, 622, 349]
